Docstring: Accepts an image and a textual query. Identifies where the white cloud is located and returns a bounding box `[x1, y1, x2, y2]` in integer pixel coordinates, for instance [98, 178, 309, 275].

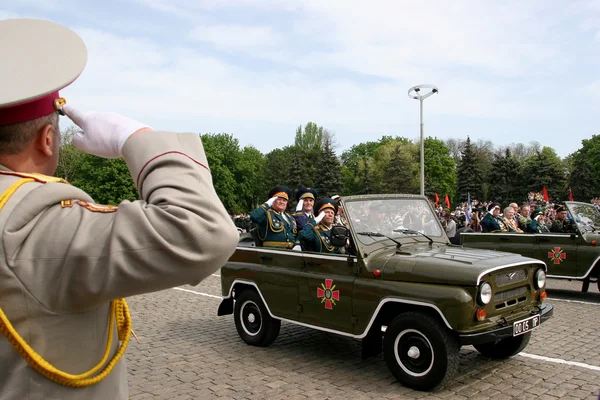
[189, 24, 281, 51]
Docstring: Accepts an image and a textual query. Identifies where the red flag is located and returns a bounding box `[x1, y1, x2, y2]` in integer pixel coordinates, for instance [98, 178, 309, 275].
[434, 193, 439, 206]
[542, 186, 549, 202]
[569, 187, 574, 201]
[444, 194, 451, 209]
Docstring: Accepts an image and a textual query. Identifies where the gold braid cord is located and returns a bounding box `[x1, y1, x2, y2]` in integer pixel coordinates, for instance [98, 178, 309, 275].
[0, 178, 132, 387]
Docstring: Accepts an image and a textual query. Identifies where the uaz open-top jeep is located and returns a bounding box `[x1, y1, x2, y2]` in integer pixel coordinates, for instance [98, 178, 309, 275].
[218, 194, 553, 391]
[460, 201, 600, 293]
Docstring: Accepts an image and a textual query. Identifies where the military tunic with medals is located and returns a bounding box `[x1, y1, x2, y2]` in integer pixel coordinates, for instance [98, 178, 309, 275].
[293, 186, 317, 232]
[250, 186, 297, 248]
[299, 198, 346, 254]
[527, 208, 550, 233]
[480, 203, 511, 233]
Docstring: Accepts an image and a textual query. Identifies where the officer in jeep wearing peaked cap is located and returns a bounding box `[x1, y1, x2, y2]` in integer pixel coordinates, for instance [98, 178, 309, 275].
[0, 18, 238, 399]
[299, 198, 347, 254]
[250, 185, 297, 248]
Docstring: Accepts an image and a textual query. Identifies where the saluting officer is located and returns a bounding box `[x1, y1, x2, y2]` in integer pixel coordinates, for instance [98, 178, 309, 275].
[0, 19, 239, 399]
[550, 204, 575, 233]
[250, 185, 297, 248]
[527, 208, 550, 233]
[293, 186, 317, 232]
[299, 198, 346, 254]
[480, 202, 510, 233]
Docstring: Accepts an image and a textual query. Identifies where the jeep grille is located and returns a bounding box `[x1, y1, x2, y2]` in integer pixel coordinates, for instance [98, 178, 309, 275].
[494, 286, 528, 310]
[494, 269, 527, 287]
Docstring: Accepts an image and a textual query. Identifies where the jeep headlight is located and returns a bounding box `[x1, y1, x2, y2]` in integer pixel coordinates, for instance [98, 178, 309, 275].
[534, 268, 546, 290]
[478, 282, 492, 305]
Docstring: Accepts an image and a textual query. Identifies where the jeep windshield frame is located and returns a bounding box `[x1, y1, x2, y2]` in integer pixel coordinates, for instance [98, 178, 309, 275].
[566, 201, 600, 233]
[341, 194, 446, 248]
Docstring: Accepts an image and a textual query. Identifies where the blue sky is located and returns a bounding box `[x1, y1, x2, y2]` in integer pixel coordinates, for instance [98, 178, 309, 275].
[2, 0, 600, 159]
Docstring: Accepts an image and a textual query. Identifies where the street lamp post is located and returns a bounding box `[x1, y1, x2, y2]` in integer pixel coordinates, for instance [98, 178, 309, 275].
[408, 84, 438, 196]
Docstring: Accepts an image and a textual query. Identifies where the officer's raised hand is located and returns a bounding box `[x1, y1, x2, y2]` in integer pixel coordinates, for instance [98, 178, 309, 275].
[62, 105, 153, 158]
[296, 199, 304, 212]
[266, 196, 278, 206]
[315, 211, 326, 224]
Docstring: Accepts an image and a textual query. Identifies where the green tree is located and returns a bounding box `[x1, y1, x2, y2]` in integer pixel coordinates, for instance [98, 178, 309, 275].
[237, 146, 265, 211]
[568, 135, 600, 201]
[377, 141, 418, 194]
[55, 126, 85, 183]
[314, 136, 342, 197]
[263, 146, 295, 199]
[295, 122, 324, 152]
[487, 148, 523, 204]
[71, 155, 138, 205]
[456, 137, 483, 202]
[522, 147, 567, 201]
[424, 137, 456, 202]
[201, 133, 242, 213]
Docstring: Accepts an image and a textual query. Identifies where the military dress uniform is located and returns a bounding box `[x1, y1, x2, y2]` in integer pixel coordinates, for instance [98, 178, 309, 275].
[549, 204, 574, 233]
[527, 208, 550, 233]
[293, 186, 317, 232]
[299, 198, 346, 254]
[250, 185, 297, 248]
[0, 19, 239, 400]
[480, 203, 510, 233]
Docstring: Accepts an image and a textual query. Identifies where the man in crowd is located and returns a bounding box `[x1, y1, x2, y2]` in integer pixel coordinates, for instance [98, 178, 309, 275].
[550, 204, 575, 233]
[518, 204, 532, 232]
[293, 186, 317, 232]
[250, 185, 297, 248]
[331, 194, 349, 228]
[299, 198, 347, 254]
[481, 202, 510, 232]
[0, 18, 239, 399]
[527, 208, 550, 233]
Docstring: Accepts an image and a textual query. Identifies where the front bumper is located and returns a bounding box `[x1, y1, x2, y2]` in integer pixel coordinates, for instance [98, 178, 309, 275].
[458, 304, 554, 346]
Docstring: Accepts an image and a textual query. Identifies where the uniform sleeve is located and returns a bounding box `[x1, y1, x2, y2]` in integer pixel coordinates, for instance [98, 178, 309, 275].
[299, 223, 318, 251]
[250, 204, 269, 224]
[2, 131, 239, 313]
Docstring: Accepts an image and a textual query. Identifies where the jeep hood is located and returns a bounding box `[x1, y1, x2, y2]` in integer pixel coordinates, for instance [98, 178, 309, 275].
[373, 244, 542, 286]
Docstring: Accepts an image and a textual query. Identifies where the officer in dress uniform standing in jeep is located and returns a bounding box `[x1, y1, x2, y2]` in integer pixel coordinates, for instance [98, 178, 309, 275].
[550, 204, 575, 233]
[250, 185, 297, 248]
[299, 198, 346, 254]
[293, 186, 317, 232]
[0, 18, 239, 400]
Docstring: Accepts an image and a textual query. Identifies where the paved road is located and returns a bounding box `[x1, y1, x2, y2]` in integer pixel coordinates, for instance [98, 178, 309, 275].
[126, 276, 600, 400]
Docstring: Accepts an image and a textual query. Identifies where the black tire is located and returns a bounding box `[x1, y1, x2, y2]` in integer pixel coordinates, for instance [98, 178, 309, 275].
[234, 289, 280, 347]
[473, 332, 531, 359]
[383, 312, 459, 391]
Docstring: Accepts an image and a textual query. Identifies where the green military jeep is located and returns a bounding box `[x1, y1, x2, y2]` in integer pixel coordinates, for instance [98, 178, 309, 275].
[218, 194, 553, 391]
[460, 201, 600, 293]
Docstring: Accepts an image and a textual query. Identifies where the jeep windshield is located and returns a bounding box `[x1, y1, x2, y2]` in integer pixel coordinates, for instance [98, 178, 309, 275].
[567, 202, 600, 232]
[344, 198, 443, 245]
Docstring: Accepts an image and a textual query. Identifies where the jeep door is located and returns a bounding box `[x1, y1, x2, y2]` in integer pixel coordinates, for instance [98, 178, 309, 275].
[461, 232, 537, 259]
[297, 251, 357, 333]
[533, 233, 579, 278]
[236, 247, 303, 320]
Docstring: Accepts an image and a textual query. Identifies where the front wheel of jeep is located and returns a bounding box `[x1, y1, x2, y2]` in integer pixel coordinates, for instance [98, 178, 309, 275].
[383, 312, 459, 391]
[234, 289, 280, 347]
[473, 332, 531, 359]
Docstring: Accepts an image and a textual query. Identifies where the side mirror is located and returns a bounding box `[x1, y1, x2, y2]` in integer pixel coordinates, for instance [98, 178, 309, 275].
[330, 225, 349, 247]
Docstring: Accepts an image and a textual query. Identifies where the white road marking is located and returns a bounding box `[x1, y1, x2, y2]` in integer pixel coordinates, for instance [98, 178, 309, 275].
[211, 274, 221, 277]
[547, 297, 600, 306]
[173, 287, 222, 299]
[519, 353, 600, 372]
[173, 288, 600, 372]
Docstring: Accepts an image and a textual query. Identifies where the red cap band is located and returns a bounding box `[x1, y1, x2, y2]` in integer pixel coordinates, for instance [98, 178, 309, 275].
[0, 91, 59, 125]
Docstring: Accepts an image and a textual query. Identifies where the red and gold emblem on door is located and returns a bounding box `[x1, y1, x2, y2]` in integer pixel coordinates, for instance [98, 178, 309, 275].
[317, 279, 340, 310]
[548, 247, 567, 264]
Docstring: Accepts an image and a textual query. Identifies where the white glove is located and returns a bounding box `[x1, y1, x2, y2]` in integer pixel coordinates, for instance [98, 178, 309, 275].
[296, 199, 304, 212]
[315, 211, 325, 223]
[292, 245, 302, 251]
[63, 105, 152, 158]
[266, 196, 278, 206]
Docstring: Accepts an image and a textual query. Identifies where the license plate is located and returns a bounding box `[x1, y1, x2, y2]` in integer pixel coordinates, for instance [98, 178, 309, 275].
[513, 315, 541, 336]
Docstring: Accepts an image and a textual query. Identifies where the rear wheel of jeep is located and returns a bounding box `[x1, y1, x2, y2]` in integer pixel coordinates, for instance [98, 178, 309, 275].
[234, 289, 280, 347]
[473, 332, 531, 359]
[383, 312, 459, 391]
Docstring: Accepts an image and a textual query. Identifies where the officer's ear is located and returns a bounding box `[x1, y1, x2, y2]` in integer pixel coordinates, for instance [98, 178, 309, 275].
[35, 122, 58, 157]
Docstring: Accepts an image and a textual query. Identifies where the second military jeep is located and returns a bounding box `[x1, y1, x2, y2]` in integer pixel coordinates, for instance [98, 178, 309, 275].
[218, 194, 553, 391]
[460, 201, 600, 293]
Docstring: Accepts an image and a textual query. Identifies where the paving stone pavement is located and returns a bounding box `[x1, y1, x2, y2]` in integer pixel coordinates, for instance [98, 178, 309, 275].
[125, 276, 600, 400]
